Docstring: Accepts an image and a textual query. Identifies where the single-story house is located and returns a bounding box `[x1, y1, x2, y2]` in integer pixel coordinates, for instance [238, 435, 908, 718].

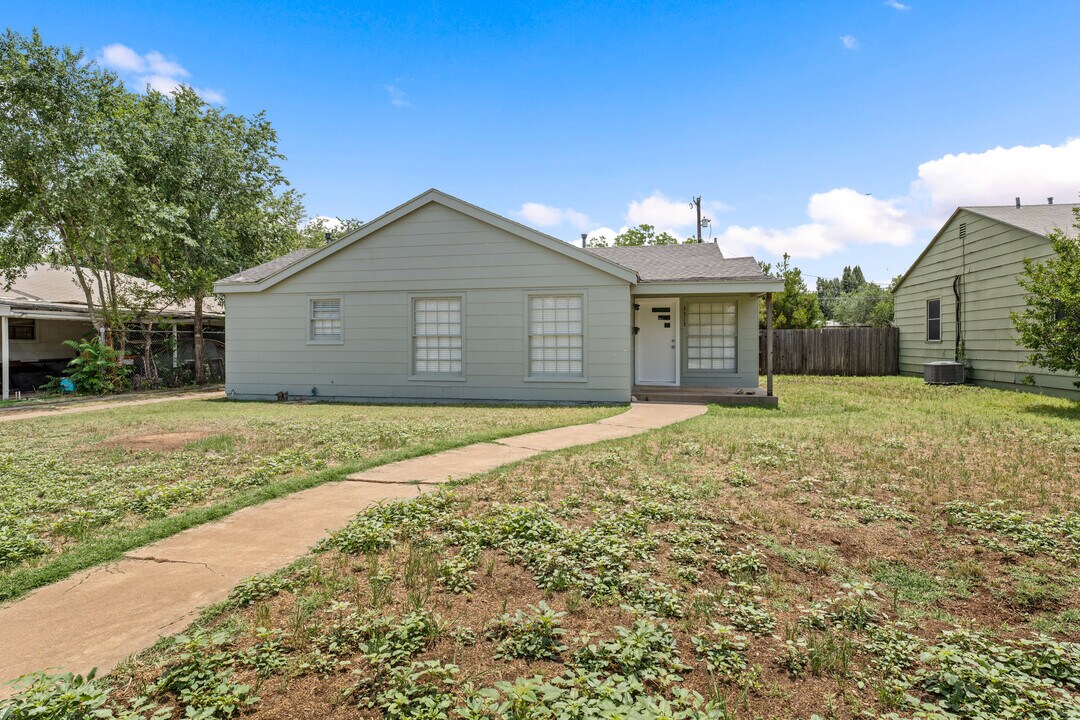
[893, 201, 1079, 400]
[213, 189, 784, 405]
[1, 265, 224, 398]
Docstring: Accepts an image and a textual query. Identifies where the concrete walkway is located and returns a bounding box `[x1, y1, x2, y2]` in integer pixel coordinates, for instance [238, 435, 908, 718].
[0, 389, 225, 423]
[0, 402, 705, 691]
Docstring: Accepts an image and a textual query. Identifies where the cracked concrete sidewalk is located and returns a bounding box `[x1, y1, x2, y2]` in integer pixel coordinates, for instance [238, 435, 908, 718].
[0, 402, 705, 691]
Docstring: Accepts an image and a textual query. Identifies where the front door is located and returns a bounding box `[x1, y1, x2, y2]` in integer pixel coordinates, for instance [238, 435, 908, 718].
[635, 298, 678, 385]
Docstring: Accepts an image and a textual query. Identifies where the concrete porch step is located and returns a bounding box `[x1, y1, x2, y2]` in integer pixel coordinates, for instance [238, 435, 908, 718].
[631, 385, 779, 407]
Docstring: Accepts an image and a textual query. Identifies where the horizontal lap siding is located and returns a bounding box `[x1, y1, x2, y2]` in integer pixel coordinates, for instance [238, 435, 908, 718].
[224, 203, 631, 402]
[895, 210, 1078, 399]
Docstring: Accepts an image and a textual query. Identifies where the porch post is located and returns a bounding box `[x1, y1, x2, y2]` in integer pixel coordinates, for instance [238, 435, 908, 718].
[2, 315, 9, 401]
[765, 292, 774, 397]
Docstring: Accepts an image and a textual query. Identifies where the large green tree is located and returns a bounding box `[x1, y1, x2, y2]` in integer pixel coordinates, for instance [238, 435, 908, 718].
[0, 29, 165, 337]
[129, 87, 307, 381]
[759, 253, 824, 329]
[1011, 220, 1080, 389]
[832, 282, 894, 326]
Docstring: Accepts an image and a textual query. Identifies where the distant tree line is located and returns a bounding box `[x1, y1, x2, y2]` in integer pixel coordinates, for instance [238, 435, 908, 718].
[0, 29, 358, 383]
[758, 258, 898, 329]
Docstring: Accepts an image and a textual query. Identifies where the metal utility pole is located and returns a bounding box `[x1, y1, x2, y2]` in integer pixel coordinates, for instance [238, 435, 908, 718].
[691, 196, 702, 242]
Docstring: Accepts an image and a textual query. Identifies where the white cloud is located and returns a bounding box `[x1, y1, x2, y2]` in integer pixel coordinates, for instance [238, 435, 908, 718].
[99, 43, 224, 103]
[517, 202, 591, 231]
[912, 138, 1080, 215]
[144, 51, 189, 79]
[885, 0, 911, 9]
[385, 84, 410, 107]
[626, 191, 729, 231]
[101, 43, 146, 72]
[712, 137, 1080, 261]
[841, 35, 859, 50]
[586, 227, 620, 244]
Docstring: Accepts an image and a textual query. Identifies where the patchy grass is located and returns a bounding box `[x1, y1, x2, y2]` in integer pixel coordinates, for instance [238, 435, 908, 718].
[5, 376, 1079, 719]
[0, 400, 621, 599]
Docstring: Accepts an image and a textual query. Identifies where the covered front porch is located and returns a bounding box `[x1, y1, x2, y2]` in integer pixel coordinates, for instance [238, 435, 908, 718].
[628, 289, 779, 408]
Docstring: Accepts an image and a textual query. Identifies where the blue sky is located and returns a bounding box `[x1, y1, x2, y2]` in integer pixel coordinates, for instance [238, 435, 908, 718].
[10, 1, 1080, 284]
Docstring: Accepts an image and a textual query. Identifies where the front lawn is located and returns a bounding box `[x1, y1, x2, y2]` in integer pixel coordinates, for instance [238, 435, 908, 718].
[7, 377, 1079, 719]
[0, 400, 622, 601]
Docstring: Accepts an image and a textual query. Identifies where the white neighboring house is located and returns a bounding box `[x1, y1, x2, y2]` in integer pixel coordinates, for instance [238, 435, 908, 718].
[1, 265, 224, 398]
[213, 189, 784, 405]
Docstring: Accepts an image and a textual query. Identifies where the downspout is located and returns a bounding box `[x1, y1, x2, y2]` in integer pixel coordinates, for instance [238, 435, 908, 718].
[952, 275, 962, 362]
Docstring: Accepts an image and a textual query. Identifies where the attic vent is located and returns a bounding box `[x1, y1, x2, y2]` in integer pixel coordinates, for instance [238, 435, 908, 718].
[958, 222, 966, 240]
[923, 361, 965, 385]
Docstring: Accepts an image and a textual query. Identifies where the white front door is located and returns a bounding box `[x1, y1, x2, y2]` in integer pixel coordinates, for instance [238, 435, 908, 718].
[635, 298, 679, 385]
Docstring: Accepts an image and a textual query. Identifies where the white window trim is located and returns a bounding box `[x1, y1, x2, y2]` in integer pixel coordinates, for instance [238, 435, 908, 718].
[409, 293, 466, 380]
[684, 298, 738, 374]
[523, 290, 588, 382]
[926, 297, 942, 343]
[307, 296, 344, 345]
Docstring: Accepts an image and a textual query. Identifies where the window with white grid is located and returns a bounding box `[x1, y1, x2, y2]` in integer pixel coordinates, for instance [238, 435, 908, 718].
[686, 301, 736, 371]
[413, 297, 462, 374]
[309, 299, 341, 341]
[529, 295, 583, 377]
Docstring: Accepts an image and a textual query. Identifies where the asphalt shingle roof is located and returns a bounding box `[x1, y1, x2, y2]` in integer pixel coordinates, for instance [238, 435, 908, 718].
[964, 204, 1079, 237]
[585, 243, 772, 282]
[219, 248, 320, 283]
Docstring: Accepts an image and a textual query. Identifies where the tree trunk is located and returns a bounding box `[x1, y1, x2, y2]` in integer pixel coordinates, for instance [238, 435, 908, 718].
[194, 295, 205, 384]
[142, 321, 157, 385]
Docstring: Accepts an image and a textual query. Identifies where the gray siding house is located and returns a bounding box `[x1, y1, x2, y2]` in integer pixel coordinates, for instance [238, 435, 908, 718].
[893, 203, 1079, 400]
[214, 190, 783, 404]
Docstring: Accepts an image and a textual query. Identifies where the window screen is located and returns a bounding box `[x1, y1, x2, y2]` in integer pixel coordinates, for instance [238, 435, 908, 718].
[529, 295, 583, 376]
[927, 298, 941, 341]
[310, 299, 341, 341]
[687, 301, 736, 371]
[414, 297, 462, 374]
[8, 319, 35, 341]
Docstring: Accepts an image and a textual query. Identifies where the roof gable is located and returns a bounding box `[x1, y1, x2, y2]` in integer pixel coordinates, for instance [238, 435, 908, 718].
[892, 204, 1076, 292]
[215, 189, 638, 292]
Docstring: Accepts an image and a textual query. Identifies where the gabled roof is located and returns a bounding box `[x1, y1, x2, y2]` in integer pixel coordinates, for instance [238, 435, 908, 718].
[1, 265, 222, 318]
[892, 204, 1079, 292]
[214, 189, 639, 292]
[219, 248, 319, 284]
[586, 243, 772, 283]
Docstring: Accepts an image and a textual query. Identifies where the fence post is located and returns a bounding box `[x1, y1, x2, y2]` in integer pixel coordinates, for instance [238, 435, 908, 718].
[765, 292, 774, 396]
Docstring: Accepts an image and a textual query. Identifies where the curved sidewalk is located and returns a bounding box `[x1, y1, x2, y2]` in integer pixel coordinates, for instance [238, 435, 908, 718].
[0, 402, 705, 691]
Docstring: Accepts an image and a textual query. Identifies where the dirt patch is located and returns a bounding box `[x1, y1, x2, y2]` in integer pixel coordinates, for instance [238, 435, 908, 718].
[108, 430, 215, 452]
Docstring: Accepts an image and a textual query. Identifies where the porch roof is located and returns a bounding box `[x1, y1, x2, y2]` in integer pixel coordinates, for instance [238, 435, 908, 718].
[585, 243, 782, 286]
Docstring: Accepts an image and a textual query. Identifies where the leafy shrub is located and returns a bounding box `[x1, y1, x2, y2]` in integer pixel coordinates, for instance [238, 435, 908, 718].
[571, 619, 690, 689]
[0, 669, 168, 720]
[691, 623, 749, 678]
[486, 602, 568, 660]
[902, 630, 1080, 720]
[146, 631, 258, 718]
[0, 519, 49, 568]
[50, 338, 132, 395]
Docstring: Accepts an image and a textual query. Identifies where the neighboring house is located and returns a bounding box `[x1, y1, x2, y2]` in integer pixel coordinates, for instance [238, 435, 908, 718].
[214, 189, 783, 405]
[1, 265, 224, 398]
[893, 202, 1079, 400]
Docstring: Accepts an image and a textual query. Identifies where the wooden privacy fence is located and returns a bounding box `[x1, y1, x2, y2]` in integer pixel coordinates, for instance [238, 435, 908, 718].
[758, 326, 899, 376]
